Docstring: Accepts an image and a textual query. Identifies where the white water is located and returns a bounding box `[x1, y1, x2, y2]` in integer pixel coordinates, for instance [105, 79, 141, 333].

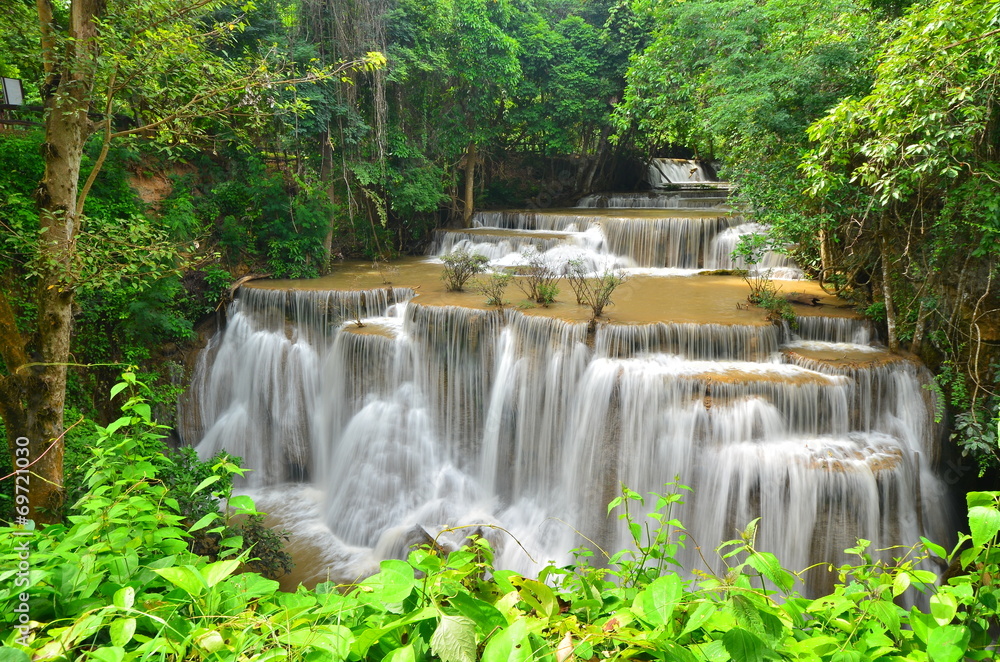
[184, 285, 952, 594]
[647, 158, 722, 189]
[182, 183, 951, 595]
[437, 209, 804, 279]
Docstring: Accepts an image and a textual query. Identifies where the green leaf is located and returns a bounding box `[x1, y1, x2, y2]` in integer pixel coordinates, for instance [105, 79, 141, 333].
[193, 475, 221, 494]
[88, 647, 125, 662]
[927, 625, 971, 662]
[869, 600, 901, 638]
[892, 572, 911, 597]
[383, 644, 417, 662]
[635, 573, 682, 628]
[449, 591, 507, 636]
[109, 618, 136, 647]
[154, 565, 206, 596]
[188, 512, 218, 533]
[109, 382, 128, 400]
[193, 629, 226, 654]
[359, 559, 416, 604]
[722, 628, 765, 662]
[112, 586, 135, 609]
[0, 649, 31, 662]
[514, 578, 559, 620]
[132, 402, 152, 421]
[746, 552, 795, 592]
[680, 600, 716, 637]
[968, 505, 1000, 546]
[201, 558, 240, 587]
[227, 494, 259, 515]
[431, 614, 477, 662]
[482, 619, 530, 662]
[930, 591, 958, 625]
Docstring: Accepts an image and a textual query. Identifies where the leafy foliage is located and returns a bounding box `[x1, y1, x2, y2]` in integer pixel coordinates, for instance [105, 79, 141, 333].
[565, 261, 629, 320]
[441, 250, 489, 292]
[8, 394, 1000, 662]
[474, 271, 512, 307]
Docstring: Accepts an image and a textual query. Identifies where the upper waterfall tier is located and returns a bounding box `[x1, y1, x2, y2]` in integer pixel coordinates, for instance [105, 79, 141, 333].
[577, 191, 731, 209]
[181, 270, 951, 594]
[432, 208, 803, 278]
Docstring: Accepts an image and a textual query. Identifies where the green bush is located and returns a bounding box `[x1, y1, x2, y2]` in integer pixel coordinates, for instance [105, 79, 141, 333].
[441, 250, 489, 292]
[5, 378, 1000, 662]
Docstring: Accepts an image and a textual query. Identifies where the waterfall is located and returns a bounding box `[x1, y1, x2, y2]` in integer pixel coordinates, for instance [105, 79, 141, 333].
[439, 207, 803, 278]
[182, 181, 952, 595]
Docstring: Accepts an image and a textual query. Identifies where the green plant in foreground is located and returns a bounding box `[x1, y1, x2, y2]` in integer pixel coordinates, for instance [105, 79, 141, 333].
[6, 379, 1000, 662]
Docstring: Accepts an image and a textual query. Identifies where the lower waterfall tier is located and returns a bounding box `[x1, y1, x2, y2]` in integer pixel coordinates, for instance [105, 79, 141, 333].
[180, 271, 952, 595]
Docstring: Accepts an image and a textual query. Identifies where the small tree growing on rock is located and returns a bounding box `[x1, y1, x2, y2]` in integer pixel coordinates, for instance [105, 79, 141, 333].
[513, 247, 560, 303]
[566, 260, 629, 319]
[441, 250, 489, 291]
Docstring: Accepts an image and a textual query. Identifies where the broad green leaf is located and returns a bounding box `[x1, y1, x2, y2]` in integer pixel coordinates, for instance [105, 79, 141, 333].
[921, 537, 948, 560]
[892, 572, 911, 597]
[927, 625, 970, 662]
[110, 618, 136, 647]
[227, 494, 259, 514]
[88, 647, 124, 662]
[383, 644, 417, 662]
[449, 591, 507, 636]
[188, 512, 218, 533]
[910, 608, 936, 643]
[201, 558, 240, 587]
[659, 642, 699, 662]
[722, 628, 765, 662]
[153, 565, 206, 596]
[635, 573, 682, 628]
[0, 649, 30, 662]
[869, 600, 901, 638]
[112, 586, 135, 609]
[680, 600, 715, 637]
[351, 606, 438, 658]
[966, 491, 996, 509]
[968, 505, 1000, 546]
[730, 594, 765, 635]
[193, 629, 226, 654]
[514, 578, 559, 620]
[360, 559, 416, 604]
[691, 640, 729, 662]
[192, 475, 221, 494]
[482, 619, 530, 662]
[930, 591, 958, 625]
[746, 552, 795, 592]
[431, 614, 477, 662]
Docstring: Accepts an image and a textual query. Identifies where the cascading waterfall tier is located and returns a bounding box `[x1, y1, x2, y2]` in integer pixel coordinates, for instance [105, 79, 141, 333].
[437, 203, 803, 278]
[184, 276, 952, 593]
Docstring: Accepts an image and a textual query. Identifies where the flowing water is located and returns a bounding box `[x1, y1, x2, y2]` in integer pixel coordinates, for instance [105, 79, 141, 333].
[181, 179, 953, 593]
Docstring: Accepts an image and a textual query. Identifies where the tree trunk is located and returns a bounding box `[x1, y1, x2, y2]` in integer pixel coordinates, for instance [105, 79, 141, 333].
[880, 233, 900, 353]
[321, 127, 339, 273]
[462, 141, 476, 228]
[582, 124, 612, 194]
[2, 0, 104, 522]
[819, 227, 830, 276]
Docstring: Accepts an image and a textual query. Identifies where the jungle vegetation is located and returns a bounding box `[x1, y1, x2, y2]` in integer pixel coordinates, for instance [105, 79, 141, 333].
[1, 0, 1000, 654]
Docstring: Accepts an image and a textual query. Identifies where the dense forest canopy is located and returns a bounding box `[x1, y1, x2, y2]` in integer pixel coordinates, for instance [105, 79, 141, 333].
[2, 0, 1000, 658]
[0, 0, 997, 535]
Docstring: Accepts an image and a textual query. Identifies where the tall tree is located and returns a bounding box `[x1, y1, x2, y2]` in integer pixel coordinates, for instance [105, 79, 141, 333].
[0, 0, 375, 522]
[803, 0, 1000, 396]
